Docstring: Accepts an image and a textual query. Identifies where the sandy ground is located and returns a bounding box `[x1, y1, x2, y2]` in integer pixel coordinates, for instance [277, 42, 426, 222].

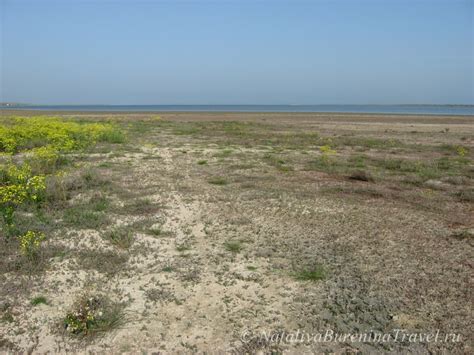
[0, 111, 473, 353]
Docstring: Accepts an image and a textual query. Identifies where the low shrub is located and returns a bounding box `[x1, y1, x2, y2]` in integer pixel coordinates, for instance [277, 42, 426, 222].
[63, 294, 124, 336]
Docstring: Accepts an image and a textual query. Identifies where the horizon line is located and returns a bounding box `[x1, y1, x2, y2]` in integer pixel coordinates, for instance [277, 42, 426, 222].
[2, 103, 474, 107]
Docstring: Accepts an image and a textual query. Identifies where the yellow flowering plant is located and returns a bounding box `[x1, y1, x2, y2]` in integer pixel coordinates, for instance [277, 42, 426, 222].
[0, 116, 125, 154]
[456, 146, 468, 157]
[26, 145, 61, 174]
[0, 116, 124, 239]
[19, 230, 45, 258]
[319, 144, 337, 165]
[320, 144, 336, 155]
[0, 116, 124, 252]
[0, 162, 46, 236]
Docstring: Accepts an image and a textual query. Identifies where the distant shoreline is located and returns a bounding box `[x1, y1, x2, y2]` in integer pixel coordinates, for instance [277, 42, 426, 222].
[1, 104, 474, 116]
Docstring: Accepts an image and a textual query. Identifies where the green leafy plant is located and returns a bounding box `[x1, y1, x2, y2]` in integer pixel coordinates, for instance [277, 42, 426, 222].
[63, 295, 124, 336]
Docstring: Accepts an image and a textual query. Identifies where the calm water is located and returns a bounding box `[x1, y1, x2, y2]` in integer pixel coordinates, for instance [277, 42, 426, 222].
[2, 105, 474, 116]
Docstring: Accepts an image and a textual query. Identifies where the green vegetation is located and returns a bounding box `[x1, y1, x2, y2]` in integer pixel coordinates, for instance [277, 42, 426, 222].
[213, 148, 233, 158]
[31, 296, 48, 306]
[89, 195, 109, 212]
[0, 116, 124, 263]
[148, 227, 162, 236]
[263, 154, 293, 172]
[333, 136, 402, 149]
[208, 177, 228, 185]
[456, 189, 474, 203]
[63, 294, 124, 337]
[224, 241, 243, 253]
[1, 112, 472, 352]
[347, 154, 367, 168]
[122, 198, 158, 215]
[0, 163, 45, 237]
[77, 250, 128, 275]
[63, 205, 108, 229]
[294, 265, 326, 281]
[104, 227, 134, 249]
[0, 116, 124, 154]
[19, 231, 45, 259]
[373, 156, 469, 180]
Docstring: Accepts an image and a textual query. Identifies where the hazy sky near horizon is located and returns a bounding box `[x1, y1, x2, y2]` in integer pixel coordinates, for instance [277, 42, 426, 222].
[1, 0, 473, 105]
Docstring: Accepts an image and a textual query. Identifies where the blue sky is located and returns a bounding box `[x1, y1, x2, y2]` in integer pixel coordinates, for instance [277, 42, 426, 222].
[1, 0, 473, 105]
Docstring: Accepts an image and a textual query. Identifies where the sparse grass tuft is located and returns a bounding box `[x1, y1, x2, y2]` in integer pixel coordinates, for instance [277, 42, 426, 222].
[31, 296, 48, 306]
[334, 136, 403, 149]
[294, 264, 326, 281]
[63, 205, 108, 229]
[99, 129, 126, 144]
[80, 168, 110, 188]
[1, 303, 14, 323]
[213, 148, 233, 158]
[122, 198, 159, 215]
[224, 241, 243, 253]
[104, 227, 134, 249]
[148, 227, 162, 236]
[348, 154, 367, 168]
[208, 177, 228, 185]
[148, 227, 173, 237]
[77, 250, 128, 275]
[145, 287, 177, 303]
[176, 244, 191, 252]
[173, 126, 201, 135]
[263, 154, 293, 172]
[197, 160, 208, 165]
[89, 194, 109, 212]
[306, 157, 334, 172]
[455, 188, 474, 203]
[449, 229, 473, 240]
